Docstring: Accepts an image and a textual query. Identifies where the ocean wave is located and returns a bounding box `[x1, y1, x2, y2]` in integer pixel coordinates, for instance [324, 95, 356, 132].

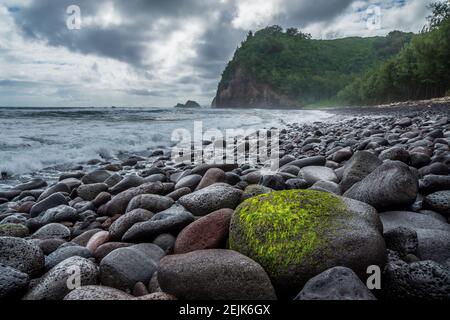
[0, 107, 333, 182]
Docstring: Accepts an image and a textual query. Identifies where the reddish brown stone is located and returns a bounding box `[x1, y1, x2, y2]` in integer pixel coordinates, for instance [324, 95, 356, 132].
[101, 214, 121, 229]
[17, 201, 35, 214]
[195, 168, 226, 191]
[133, 282, 149, 297]
[92, 192, 111, 208]
[86, 230, 110, 252]
[94, 242, 133, 262]
[174, 209, 233, 254]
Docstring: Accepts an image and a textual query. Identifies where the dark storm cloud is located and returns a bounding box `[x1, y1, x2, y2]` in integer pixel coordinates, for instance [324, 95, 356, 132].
[15, 0, 149, 66]
[14, 0, 357, 68]
[278, 0, 355, 26]
[11, 0, 360, 101]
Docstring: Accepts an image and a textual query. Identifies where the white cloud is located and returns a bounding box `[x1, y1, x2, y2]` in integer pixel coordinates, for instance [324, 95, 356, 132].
[304, 0, 433, 39]
[232, 0, 283, 29]
[83, 1, 127, 29]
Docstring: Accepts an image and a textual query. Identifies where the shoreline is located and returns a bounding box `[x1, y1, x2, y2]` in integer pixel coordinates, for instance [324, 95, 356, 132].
[1, 103, 450, 300]
[1, 102, 448, 189]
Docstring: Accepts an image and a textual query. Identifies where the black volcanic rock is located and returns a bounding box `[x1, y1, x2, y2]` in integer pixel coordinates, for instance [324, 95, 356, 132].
[174, 100, 201, 109]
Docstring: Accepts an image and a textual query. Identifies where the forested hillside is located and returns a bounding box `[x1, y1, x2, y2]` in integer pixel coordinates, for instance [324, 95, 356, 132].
[214, 1, 450, 108]
[338, 1, 450, 105]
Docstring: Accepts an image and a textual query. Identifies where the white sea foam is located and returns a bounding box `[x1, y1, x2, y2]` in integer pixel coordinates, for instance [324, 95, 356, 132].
[0, 107, 333, 187]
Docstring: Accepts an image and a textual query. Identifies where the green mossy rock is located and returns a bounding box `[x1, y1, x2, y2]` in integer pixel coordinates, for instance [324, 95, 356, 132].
[0, 223, 29, 238]
[229, 190, 386, 297]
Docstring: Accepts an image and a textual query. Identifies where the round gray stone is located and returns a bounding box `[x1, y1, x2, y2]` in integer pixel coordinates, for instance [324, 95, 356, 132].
[31, 223, 71, 240]
[0, 237, 45, 277]
[178, 183, 242, 216]
[158, 249, 277, 300]
[295, 266, 376, 300]
[23, 256, 98, 300]
[99, 244, 165, 292]
[0, 263, 30, 299]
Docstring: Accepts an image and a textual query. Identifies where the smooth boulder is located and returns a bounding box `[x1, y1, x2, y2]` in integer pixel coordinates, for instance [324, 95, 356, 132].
[109, 209, 154, 240]
[0, 263, 30, 299]
[298, 166, 338, 186]
[122, 205, 195, 243]
[99, 244, 165, 292]
[45, 245, 93, 270]
[174, 209, 233, 254]
[229, 190, 386, 297]
[158, 249, 276, 300]
[102, 182, 166, 216]
[340, 151, 382, 192]
[424, 191, 450, 217]
[380, 211, 450, 263]
[23, 257, 98, 300]
[344, 161, 418, 211]
[178, 183, 242, 216]
[295, 267, 376, 300]
[77, 183, 108, 201]
[30, 193, 68, 218]
[126, 194, 174, 213]
[30, 223, 71, 240]
[0, 237, 44, 277]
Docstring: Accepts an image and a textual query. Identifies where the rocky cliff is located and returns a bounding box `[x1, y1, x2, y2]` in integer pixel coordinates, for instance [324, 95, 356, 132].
[212, 67, 301, 109]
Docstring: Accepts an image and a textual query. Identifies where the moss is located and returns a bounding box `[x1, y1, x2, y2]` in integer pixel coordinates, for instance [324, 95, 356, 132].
[0, 223, 29, 238]
[229, 190, 347, 276]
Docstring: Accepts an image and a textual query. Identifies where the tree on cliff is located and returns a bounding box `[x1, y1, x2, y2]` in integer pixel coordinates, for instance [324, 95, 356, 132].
[216, 25, 412, 106]
[338, 0, 450, 105]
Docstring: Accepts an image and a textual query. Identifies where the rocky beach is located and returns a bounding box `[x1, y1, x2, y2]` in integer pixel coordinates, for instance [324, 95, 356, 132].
[1, 104, 450, 300]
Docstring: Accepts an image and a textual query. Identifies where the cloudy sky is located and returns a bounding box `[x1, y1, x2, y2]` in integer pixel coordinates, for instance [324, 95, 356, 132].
[0, 0, 434, 107]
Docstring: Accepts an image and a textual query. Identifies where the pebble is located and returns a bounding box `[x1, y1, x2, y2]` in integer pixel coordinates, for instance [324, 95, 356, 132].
[0, 223, 29, 238]
[344, 161, 418, 210]
[174, 208, 233, 254]
[178, 183, 242, 216]
[109, 209, 154, 241]
[99, 243, 165, 292]
[158, 249, 276, 300]
[122, 205, 195, 243]
[295, 267, 376, 300]
[30, 223, 71, 240]
[45, 245, 93, 270]
[23, 256, 98, 300]
[0, 263, 30, 299]
[0, 237, 45, 277]
[126, 194, 174, 213]
[30, 193, 68, 218]
[424, 190, 450, 217]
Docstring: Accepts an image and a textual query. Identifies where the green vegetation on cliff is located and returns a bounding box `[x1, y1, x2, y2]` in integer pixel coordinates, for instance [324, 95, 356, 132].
[338, 1, 450, 105]
[219, 27, 413, 106]
[217, 1, 450, 107]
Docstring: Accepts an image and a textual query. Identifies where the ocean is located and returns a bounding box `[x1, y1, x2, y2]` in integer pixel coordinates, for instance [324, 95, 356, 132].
[0, 106, 334, 190]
